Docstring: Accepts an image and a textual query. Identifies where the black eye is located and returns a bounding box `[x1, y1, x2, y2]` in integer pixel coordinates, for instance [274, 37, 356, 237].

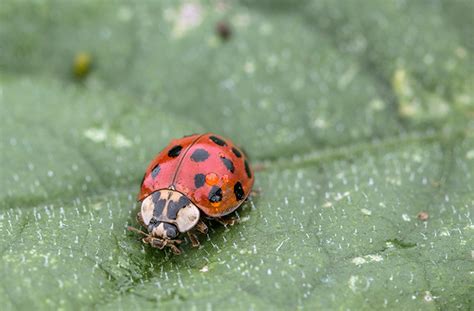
[164, 223, 178, 239]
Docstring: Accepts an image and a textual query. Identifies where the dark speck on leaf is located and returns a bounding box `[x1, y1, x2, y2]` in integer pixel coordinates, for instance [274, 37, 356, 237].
[216, 21, 232, 40]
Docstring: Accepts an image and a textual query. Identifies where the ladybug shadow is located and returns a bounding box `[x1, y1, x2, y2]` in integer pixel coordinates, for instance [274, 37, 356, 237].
[202, 195, 260, 255]
[181, 194, 261, 256]
[200, 199, 256, 243]
[127, 193, 261, 259]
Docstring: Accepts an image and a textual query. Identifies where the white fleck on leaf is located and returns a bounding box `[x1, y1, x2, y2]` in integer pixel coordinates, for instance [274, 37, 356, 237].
[402, 214, 411, 222]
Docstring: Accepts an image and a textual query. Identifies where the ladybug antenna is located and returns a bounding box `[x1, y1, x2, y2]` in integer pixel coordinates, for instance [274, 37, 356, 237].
[127, 226, 149, 237]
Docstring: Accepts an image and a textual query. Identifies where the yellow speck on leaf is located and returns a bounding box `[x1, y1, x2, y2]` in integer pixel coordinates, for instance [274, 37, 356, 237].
[73, 52, 92, 79]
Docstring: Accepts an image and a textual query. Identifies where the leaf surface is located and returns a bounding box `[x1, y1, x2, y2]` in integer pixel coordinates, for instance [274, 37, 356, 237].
[1, 1, 473, 310]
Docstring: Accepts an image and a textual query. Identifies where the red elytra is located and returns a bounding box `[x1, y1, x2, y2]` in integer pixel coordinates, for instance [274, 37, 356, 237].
[138, 133, 254, 217]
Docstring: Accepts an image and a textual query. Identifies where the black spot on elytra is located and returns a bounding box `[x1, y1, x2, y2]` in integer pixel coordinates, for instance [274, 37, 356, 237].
[194, 173, 205, 188]
[221, 157, 234, 173]
[208, 186, 223, 203]
[191, 148, 209, 162]
[244, 160, 252, 179]
[163, 223, 178, 238]
[151, 164, 160, 179]
[232, 147, 242, 158]
[168, 145, 182, 158]
[209, 135, 227, 146]
[167, 196, 191, 220]
[234, 182, 244, 201]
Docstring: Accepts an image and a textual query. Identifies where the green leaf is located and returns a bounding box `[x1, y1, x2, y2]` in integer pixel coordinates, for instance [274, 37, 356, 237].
[1, 1, 473, 310]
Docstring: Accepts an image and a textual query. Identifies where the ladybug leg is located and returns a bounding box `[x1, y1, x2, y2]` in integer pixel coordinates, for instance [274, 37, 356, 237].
[168, 243, 182, 255]
[127, 226, 150, 241]
[164, 239, 183, 255]
[148, 237, 166, 250]
[186, 220, 207, 247]
[187, 232, 200, 248]
[195, 220, 208, 234]
[130, 226, 183, 254]
[215, 216, 239, 227]
[169, 238, 183, 246]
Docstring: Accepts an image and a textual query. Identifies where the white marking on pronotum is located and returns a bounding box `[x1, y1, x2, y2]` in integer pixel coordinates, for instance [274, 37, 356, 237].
[276, 237, 290, 252]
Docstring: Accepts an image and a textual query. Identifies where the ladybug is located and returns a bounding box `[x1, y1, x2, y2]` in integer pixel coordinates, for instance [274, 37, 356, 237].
[128, 133, 254, 254]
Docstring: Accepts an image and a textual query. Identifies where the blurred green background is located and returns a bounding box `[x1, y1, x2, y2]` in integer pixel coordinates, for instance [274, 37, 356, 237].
[0, 0, 473, 310]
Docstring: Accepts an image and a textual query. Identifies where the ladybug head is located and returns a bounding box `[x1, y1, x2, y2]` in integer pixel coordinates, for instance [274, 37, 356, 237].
[151, 222, 179, 239]
[140, 189, 200, 240]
